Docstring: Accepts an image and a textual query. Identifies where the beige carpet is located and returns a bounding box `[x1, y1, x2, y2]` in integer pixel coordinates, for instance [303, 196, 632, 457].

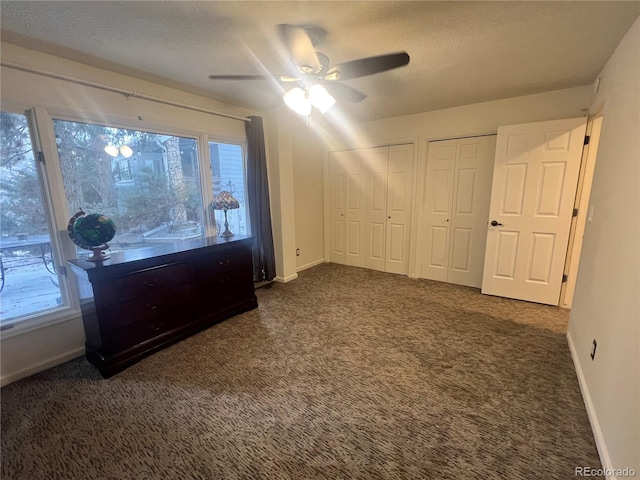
[1, 263, 602, 479]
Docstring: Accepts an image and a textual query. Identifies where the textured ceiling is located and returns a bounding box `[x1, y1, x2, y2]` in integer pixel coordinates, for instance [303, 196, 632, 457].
[1, 1, 639, 121]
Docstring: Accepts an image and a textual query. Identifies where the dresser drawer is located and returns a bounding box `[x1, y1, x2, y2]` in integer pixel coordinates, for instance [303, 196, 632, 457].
[195, 247, 252, 279]
[98, 262, 191, 305]
[102, 283, 194, 332]
[104, 312, 189, 355]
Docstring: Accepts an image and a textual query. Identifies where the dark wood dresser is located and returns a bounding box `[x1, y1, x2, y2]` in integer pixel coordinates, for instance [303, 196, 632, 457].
[67, 235, 257, 378]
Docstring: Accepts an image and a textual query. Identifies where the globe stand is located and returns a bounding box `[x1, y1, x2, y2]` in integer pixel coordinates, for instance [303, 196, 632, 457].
[86, 245, 110, 262]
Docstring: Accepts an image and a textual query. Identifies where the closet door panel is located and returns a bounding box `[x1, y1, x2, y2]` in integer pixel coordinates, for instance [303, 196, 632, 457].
[448, 136, 496, 287]
[384, 144, 414, 275]
[421, 141, 455, 281]
[450, 227, 472, 271]
[365, 148, 389, 272]
[345, 151, 367, 267]
[327, 151, 346, 264]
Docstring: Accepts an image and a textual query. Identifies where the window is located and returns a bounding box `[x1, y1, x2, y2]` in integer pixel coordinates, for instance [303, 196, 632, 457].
[209, 141, 249, 236]
[113, 158, 133, 184]
[54, 119, 205, 253]
[0, 110, 248, 327]
[0, 111, 64, 323]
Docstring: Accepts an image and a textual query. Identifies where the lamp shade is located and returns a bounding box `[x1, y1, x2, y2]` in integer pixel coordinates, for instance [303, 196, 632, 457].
[210, 191, 240, 211]
[283, 87, 312, 116]
[309, 85, 336, 113]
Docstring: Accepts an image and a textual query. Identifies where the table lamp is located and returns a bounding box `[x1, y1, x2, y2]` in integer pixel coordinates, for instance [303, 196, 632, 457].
[210, 191, 240, 238]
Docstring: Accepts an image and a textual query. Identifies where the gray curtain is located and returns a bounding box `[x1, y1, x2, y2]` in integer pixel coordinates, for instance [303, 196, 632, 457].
[245, 116, 276, 282]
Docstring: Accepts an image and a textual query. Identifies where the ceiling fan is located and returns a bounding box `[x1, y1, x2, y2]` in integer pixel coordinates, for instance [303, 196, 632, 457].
[208, 24, 410, 115]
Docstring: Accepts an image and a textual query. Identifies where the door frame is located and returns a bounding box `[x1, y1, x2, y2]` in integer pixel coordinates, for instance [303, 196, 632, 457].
[559, 112, 603, 308]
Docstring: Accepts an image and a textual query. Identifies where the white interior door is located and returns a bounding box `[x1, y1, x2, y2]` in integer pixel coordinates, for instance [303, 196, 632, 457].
[364, 147, 388, 272]
[385, 144, 414, 275]
[345, 150, 367, 267]
[421, 140, 455, 282]
[327, 151, 346, 264]
[447, 136, 496, 287]
[481, 117, 587, 305]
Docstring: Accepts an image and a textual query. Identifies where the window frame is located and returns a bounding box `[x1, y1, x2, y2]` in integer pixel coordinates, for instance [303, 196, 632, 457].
[0, 104, 77, 334]
[208, 136, 250, 237]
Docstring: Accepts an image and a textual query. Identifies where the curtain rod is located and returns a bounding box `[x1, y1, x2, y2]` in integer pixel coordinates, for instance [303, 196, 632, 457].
[1, 61, 251, 123]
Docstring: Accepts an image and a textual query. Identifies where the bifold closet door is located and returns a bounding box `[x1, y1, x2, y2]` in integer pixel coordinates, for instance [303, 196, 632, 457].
[364, 148, 389, 271]
[327, 151, 346, 264]
[384, 145, 414, 275]
[421, 136, 495, 287]
[345, 149, 371, 268]
[327, 145, 414, 275]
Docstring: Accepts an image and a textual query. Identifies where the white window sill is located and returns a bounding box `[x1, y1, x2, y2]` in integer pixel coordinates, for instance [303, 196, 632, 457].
[0, 306, 81, 340]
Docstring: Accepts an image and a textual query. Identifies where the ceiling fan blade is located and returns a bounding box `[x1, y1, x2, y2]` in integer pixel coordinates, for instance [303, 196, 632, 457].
[325, 82, 367, 103]
[209, 74, 272, 80]
[278, 24, 321, 73]
[329, 52, 410, 81]
[208, 74, 298, 82]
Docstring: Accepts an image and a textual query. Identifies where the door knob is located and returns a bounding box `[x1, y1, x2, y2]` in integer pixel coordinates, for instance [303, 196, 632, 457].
[490, 220, 503, 227]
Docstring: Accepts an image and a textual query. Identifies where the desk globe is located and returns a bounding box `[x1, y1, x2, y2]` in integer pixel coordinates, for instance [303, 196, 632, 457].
[67, 210, 116, 261]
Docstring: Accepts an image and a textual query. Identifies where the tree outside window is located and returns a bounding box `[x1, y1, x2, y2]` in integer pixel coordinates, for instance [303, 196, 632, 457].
[53, 120, 204, 252]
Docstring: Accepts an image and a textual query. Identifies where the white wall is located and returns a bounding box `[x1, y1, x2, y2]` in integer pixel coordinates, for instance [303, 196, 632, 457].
[265, 112, 298, 283]
[347, 85, 591, 149]
[567, 18, 640, 476]
[291, 85, 593, 275]
[291, 120, 325, 272]
[0, 43, 289, 385]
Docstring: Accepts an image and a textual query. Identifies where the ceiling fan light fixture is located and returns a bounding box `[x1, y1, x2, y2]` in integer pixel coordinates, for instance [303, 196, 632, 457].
[309, 84, 336, 113]
[104, 144, 119, 157]
[284, 87, 312, 116]
[119, 145, 134, 158]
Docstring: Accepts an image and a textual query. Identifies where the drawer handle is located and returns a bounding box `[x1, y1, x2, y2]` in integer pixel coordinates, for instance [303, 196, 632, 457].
[144, 279, 158, 288]
[150, 323, 163, 331]
[146, 303, 159, 310]
[219, 259, 231, 266]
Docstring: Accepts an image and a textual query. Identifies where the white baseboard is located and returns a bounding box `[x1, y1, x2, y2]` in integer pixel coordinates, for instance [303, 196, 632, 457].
[296, 258, 326, 273]
[0, 346, 85, 387]
[567, 331, 616, 479]
[274, 273, 299, 283]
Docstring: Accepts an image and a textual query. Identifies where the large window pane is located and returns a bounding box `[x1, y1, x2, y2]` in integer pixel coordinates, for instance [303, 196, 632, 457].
[54, 120, 204, 253]
[0, 111, 63, 323]
[209, 141, 249, 236]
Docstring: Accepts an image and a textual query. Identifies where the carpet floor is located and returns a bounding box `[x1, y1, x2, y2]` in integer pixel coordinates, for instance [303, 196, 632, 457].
[1, 263, 602, 479]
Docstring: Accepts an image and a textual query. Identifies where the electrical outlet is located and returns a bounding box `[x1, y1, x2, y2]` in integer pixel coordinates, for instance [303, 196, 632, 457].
[590, 339, 597, 360]
[296, 248, 300, 257]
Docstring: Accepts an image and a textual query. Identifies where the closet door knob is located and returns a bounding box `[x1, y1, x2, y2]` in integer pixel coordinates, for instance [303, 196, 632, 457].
[490, 220, 503, 227]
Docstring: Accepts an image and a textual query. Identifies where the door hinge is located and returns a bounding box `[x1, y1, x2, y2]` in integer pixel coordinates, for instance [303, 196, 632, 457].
[573, 208, 579, 217]
[58, 265, 67, 276]
[37, 151, 45, 163]
[584, 135, 590, 145]
[562, 274, 568, 283]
